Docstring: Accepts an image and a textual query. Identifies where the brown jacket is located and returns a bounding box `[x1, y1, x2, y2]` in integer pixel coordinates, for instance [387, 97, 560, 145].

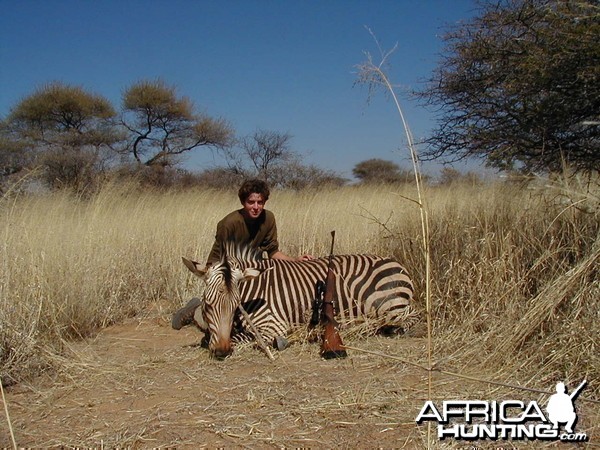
[206, 209, 279, 265]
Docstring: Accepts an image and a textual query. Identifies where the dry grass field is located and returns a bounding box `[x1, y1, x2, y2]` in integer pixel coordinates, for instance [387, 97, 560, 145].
[1, 178, 598, 448]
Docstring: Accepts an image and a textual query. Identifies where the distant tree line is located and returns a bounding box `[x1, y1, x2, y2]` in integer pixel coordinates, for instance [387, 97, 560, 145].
[0, 79, 350, 192]
[0, 80, 477, 193]
[3, 0, 596, 192]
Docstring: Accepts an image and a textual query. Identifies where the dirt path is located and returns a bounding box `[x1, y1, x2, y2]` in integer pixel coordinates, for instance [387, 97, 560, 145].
[1, 308, 432, 448]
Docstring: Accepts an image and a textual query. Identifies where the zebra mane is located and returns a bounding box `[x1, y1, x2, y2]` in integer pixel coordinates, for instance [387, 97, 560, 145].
[220, 240, 262, 266]
[207, 241, 262, 290]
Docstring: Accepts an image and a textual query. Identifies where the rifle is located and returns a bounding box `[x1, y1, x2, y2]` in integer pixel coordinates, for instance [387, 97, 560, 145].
[569, 379, 587, 400]
[319, 231, 348, 359]
[309, 280, 325, 328]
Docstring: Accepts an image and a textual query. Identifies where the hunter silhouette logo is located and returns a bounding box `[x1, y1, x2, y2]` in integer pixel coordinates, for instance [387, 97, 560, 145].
[415, 379, 589, 442]
[546, 380, 586, 434]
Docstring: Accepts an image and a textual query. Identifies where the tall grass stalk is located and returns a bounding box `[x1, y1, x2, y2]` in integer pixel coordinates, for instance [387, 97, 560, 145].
[355, 30, 433, 445]
[1, 378, 17, 450]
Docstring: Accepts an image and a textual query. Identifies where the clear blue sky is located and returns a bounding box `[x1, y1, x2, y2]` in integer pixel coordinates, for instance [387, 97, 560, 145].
[0, 0, 480, 179]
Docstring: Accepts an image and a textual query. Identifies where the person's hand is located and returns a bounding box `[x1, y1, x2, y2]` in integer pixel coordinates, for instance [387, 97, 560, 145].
[297, 254, 314, 261]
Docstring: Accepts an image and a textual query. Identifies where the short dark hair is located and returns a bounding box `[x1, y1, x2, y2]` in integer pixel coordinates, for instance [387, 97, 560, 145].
[238, 179, 270, 203]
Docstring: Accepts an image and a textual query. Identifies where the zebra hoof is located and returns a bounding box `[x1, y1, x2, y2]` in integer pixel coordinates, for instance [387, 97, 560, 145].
[200, 333, 210, 349]
[377, 325, 404, 337]
[273, 336, 289, 351]
[321, 349, 348, 360]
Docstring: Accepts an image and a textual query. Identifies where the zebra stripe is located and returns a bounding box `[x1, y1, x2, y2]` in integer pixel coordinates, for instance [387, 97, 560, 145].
[223, 253, 417, 345]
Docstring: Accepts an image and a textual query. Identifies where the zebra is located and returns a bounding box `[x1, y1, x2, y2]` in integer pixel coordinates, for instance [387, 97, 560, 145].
[182, 243, 418, 358]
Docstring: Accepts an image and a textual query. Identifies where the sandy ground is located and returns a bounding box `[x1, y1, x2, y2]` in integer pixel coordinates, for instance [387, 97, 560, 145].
[1, 307, 597, 449]
[1, 309, 433, 449]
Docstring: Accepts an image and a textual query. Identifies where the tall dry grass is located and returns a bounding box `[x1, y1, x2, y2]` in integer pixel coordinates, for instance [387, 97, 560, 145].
[1, 179, 598, 398]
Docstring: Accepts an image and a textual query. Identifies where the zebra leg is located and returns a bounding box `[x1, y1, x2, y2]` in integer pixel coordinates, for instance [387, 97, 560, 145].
[273, 336, 289, 351]
[200, 331, 210, 349]
[375, 305, 424, 337]
[238, 299, 291, 351]
[229, 329, 289, 351]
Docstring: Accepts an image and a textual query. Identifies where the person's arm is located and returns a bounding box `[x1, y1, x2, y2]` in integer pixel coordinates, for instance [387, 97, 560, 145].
[206, 237, 221, 266]
[271, 251, 313, 262]
[205, 217, 230, 265]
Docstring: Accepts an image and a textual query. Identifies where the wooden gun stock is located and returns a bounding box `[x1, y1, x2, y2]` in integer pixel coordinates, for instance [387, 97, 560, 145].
[320, 231, 347, 359]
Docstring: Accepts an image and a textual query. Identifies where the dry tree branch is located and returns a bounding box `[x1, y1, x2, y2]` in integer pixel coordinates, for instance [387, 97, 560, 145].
[357, 204, 397, 239]
[238, 305, 275, 361]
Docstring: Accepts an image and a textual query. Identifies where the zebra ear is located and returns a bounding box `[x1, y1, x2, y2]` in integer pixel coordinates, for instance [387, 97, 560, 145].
[241, 267, 262, 282]
[182, 257, 208, 278]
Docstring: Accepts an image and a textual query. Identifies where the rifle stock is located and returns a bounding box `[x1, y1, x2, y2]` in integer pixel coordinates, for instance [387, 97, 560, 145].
[320, 231, 347, 359]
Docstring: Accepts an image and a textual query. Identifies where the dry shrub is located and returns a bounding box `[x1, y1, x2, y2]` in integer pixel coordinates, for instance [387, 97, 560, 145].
[385, 179, 599, 396]
[1, 179, 598, 399]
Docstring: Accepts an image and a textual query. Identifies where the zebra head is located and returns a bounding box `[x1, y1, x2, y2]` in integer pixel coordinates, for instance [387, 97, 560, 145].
[182, 245, 262, 358]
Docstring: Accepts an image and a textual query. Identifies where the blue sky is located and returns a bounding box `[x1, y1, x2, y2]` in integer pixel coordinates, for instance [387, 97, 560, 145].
[1, 0, 480, 179]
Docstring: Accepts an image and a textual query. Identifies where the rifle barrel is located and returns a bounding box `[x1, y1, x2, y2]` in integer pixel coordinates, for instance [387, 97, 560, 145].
[569, 379, 587, 400]
[329, 231, 336, 257]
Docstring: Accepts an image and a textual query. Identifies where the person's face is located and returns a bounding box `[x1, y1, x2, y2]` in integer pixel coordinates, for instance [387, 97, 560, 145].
[242, 193, 265, 220]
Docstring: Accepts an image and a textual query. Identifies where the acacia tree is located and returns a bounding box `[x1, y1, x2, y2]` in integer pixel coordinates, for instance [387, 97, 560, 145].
[220, 129, 346, 188]
[221, 129, 295, 183]
[352, 158, 413, 184]
[6, 82, 120, 189]
[270, 160, 347, 189]
[240, 129, 296, 181]
[121, 79, 234, 167]
[243, 130, 294, 179]
[0, 119, 28, 176]
[420, 0, 600, 173]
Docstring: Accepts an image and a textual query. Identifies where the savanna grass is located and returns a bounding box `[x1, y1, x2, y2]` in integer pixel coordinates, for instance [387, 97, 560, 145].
[1, 179, 598, 400]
